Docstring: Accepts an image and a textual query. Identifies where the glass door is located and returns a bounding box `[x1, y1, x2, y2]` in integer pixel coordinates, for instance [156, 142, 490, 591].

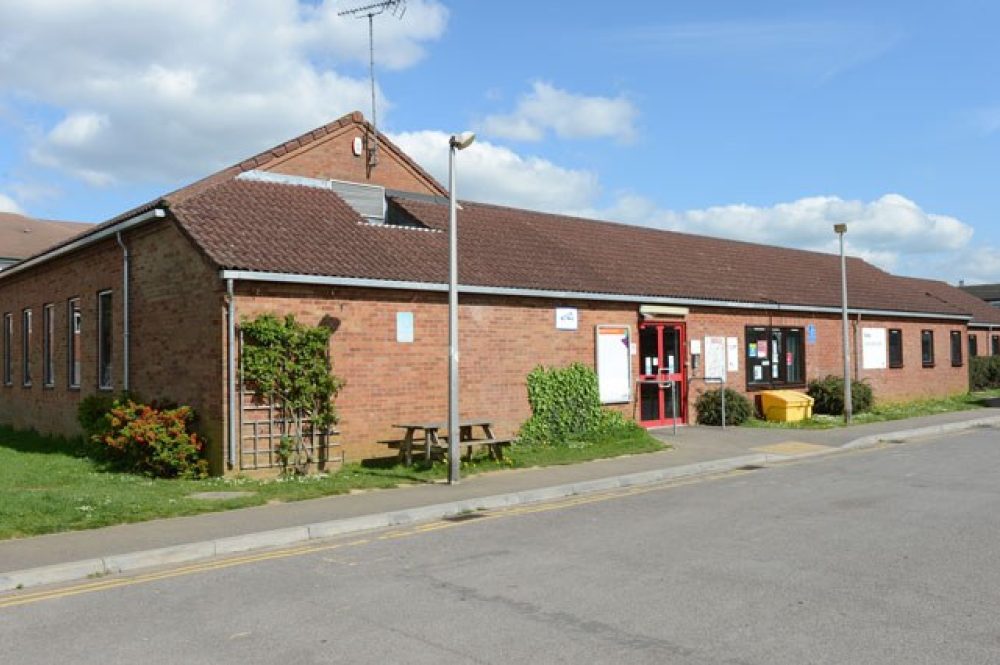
[637, 322, 687, 426]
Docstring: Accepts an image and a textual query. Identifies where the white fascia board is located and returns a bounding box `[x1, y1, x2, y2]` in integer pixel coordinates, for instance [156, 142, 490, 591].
[0, 208, 167, 281]
[220, 269, 972, 322]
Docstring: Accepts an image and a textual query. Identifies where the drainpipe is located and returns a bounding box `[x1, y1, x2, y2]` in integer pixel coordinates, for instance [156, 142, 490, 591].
[115, 231, 130, 392]
[226, 279, 237, 470]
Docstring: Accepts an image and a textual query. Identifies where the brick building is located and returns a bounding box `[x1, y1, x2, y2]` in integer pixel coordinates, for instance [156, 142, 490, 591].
[0, 212, 89, 270]
[1, 112, 996, 475]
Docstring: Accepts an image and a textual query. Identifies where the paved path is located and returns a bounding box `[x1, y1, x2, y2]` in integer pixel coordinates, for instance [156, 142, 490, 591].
[1, 409, 997, 590]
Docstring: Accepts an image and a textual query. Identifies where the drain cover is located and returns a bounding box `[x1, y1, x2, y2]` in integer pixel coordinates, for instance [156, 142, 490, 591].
[443, 512, 487, 522]
[737, 464, 764, 471]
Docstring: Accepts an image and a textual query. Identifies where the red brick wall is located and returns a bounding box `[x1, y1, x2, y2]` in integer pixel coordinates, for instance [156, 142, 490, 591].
[262, 124, 441, 196]
[0, 220, 228, 471]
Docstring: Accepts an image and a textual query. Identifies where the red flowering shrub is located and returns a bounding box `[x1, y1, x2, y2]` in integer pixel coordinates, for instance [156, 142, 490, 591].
[94, 400, 208, 478]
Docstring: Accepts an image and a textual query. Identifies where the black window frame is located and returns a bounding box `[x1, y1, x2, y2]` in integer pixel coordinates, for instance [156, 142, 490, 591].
[68, 298, 82, 389]
[744, 325, 806, 390]
[42, 303, 55, 387]
[97, 290, 113, 390]
[950, 330, 963, 367]
[993, 334, 1000, 357]
[2, 312, 11, 386]
[921, 330, 935, 367]
[21, 308, 32, 387]
[888, 328, 903, 369]
[968, 334, 978, 359]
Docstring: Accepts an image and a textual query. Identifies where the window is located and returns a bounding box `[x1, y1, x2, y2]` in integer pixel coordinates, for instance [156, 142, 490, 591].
[950, 330, 963, 367]
[22, 309, 32, 386]
[68, 299, 81, 388]
[888, 329, 903, 368]
[921, 330, 934, 367]
[97, 291, 113, 389]
[745, 326, 806, 389]
[43, 304, 55, 387]
[2, 313, 11, 386]
[993, 334, 1000, 357]
[968, 334, 978, 359]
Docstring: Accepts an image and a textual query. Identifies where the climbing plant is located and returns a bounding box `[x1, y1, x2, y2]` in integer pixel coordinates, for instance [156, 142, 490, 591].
[240, 314, 344, 474]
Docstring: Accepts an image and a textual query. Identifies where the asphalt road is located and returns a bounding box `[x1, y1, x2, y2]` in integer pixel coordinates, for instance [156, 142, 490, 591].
[2, 427, 999, 664]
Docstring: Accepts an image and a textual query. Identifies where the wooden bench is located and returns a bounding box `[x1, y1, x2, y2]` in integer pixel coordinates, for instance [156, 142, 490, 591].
[440, 436, 514, 461]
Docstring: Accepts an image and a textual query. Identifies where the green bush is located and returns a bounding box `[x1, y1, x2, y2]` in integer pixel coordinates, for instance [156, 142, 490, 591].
[970, 356, 1000, 390]
[77, 391, 138, 438]
[92, 400, 208, 478]
[694, 388, 752, 426]
[807, 375, 874, 415]
[518, 363, 638, 446]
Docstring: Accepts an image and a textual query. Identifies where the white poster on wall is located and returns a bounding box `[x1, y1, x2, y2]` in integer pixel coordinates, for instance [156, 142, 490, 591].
[726, 337, 739, 372]
[862, 327, 888, 369]
[555, 307, 578, 330]
[596, 325, 632, 404]
[704, 336, 727, 380]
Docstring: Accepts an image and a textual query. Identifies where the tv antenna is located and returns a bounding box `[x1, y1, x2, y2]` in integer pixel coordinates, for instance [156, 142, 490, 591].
[338, 0, 407, 171]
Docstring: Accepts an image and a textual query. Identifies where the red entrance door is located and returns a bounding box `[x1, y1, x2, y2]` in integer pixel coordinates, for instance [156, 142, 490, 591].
[638, 322, 687, 426]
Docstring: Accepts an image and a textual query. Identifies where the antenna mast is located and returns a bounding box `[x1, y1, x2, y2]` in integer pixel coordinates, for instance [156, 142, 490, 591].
[338, 0, 406, 171]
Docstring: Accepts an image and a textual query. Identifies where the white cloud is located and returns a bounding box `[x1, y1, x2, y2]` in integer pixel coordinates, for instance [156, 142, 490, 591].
[479, 82, 637, 143]
[390, 130, 601, 213]
[0, 193, 23, 215]
[0, 0, 448, 184]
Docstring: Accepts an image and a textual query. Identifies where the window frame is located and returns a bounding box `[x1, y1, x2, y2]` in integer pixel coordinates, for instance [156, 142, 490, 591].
[42, 303, 55, 387]
[921, 330, 935, 368]
[97, 290, 113, 390]
[744, 325, 807, 390]
[993, 334, 1000, 357]
[2, 312, 11, 386]
[888, 328, 903, 369]
[968, 334, 978, 359]
[22, 308, 32, 387]
[950, 330, 963, 368]
[67, 298, 82, 389]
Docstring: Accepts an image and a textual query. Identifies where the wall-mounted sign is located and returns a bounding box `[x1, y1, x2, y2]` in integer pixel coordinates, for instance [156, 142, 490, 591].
[807, 324, 817, 345]
[726, 337, 739, 372]
[596, 325, 631, 404]
[704, 336, 726, 380]
[862, 327, 887, 369]
[396, 312, 414, 343]
[556, 307, 578, 331]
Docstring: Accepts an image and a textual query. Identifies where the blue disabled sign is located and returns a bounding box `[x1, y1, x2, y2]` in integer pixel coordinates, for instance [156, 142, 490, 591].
[807, 324, 817, 345]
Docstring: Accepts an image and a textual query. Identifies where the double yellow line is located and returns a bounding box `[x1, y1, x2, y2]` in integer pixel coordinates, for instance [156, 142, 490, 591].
[0, 467, 753, 610]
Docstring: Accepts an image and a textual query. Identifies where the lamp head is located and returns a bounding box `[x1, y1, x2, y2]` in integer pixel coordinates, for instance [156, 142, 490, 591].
[833, 223, 847, 234]
[450, 131, 476, 150]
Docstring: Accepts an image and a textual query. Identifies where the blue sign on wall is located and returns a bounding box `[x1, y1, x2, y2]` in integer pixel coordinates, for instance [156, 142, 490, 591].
[807, 324, 817, 345]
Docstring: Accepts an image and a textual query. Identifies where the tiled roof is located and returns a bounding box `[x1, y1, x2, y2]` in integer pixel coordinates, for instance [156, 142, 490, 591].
[0, 212, 93, 260]
[961, 283, 1000, 302]
[904, 277, 1000, 326]
[167, 178, 969, 318]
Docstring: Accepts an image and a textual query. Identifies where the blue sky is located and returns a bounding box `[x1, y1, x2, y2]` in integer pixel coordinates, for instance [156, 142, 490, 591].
[1, 1, 998, 283]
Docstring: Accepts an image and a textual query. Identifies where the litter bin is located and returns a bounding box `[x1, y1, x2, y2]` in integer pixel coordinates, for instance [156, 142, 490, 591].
[759, 390, 814, 422]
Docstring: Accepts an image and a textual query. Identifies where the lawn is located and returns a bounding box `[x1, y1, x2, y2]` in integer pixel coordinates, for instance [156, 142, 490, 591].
[0, 426, 664, 540]
[742, 389, 1000, 430]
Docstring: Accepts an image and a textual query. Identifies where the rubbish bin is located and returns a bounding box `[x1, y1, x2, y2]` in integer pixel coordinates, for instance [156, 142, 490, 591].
[759, 390, 814, 422]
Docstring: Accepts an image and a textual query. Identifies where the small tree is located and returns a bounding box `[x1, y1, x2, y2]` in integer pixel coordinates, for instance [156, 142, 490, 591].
[241, 314, 344, 474]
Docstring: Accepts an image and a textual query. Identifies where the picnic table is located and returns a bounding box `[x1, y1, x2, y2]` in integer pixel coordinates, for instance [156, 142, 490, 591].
[389, 419, 512, 465]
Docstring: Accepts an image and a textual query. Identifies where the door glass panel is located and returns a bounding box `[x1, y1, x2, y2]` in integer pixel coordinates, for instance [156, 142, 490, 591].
[639, 326, 658, 376]
[786, 329, 802, 384]
[640, 382, 660, 421]
[662, 327, 680, 375]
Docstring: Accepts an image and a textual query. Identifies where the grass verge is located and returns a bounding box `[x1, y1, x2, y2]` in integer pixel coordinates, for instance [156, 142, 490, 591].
[742, 389, 1000, 430]
[0, 426, 664, 540]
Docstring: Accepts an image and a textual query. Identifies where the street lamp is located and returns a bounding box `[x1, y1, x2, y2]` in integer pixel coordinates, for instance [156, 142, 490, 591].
[834, 223, 852, 423]
[448, 131, 475, 484]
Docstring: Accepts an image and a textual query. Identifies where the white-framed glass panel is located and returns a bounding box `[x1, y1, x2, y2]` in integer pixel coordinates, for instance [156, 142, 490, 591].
[68, 298, 82, 388]
[43, 304, 55, 386]
[2, 312, 11, 386]
[22, 308, 32, 386]
[97, 291, 113, 389]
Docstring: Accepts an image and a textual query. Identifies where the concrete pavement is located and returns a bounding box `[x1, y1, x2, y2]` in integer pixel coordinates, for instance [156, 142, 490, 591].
[2, 408, 998, 592]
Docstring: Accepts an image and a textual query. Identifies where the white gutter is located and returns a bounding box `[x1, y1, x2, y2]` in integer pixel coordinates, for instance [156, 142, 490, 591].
[115, 231, 130, 392]
[0, 208, 167, 281]
[218, 269, 972, 322]
[226, 279, 237, 470]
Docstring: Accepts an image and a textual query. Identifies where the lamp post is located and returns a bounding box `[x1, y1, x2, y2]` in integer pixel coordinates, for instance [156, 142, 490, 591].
[448, 131, 475, 484]
[834, 223, 852, 423]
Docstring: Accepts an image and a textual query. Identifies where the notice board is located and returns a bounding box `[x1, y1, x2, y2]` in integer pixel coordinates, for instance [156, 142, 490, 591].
[862, 327, 887, 369]
[596, 325, 632, 404]
[704, 336, 727, 380]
